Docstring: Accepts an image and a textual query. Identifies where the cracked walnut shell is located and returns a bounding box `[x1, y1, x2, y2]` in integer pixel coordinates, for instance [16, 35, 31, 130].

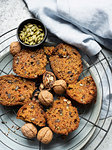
[21, 123, 37, 139]
[37, 127, 53, 144]
[43, 71, 56, 89]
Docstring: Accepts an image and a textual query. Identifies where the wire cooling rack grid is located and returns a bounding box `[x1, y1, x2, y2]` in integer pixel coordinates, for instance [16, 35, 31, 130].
[0, 28, 112, 150]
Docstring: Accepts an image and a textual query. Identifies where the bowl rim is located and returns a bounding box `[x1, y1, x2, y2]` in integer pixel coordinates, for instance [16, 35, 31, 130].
[17, 18, 47, 48]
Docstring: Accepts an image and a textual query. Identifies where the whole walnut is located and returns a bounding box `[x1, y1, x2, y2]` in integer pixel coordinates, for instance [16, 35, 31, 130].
[53, 80, 67, 95]
[37, 127, 53, 144]
[10, 41, 21, 55]
[43, 71, 56, 89]
[21, 123, 37, 139]
[38, 90, 53, 106]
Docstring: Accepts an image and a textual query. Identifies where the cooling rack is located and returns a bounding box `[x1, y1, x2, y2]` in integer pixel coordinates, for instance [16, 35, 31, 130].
[0, 28, 112, 150]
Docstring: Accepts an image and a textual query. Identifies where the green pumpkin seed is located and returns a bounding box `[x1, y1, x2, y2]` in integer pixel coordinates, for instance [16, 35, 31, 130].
[39, 29, 43, 32]
[26, 28, 30, 32]
[31, 26, 35, 31]
[23, 28, 26, 31]
[35, 37, 38, 43]
[25, 41, 29, 44]
[32, 35, 36, 40]
[33, 28, 37, 32]
[31, 32, 34, 35]
[35, 31, 40, 35]
[28, 24, 33, 28]
[30, 42, 34, 45]
[28, 37, 32, 42]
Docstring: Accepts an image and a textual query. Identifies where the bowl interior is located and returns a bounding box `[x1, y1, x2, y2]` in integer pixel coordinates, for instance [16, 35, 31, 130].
[17, 18, 47, 48]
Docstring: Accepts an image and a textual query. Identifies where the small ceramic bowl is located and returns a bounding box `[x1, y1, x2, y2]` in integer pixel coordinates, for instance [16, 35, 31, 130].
[17, 18, 47, 48]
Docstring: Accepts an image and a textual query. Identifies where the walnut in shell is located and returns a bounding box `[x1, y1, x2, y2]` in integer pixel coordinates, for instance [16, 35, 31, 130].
[53, 80, 67, 95]
[37, 127, 53, 144]
[38, 90, 53, 106]
[21, 123, 37, 139]
[10, 41, 21, 55]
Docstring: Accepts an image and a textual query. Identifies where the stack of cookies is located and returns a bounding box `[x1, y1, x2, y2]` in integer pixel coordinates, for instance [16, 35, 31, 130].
[0, 42, 97, 143]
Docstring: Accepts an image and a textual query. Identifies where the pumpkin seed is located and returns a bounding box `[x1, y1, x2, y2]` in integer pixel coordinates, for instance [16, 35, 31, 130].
[26, 28, 30, 32]
[8, 80, 12, 83]
[31, 105, 34, 109]
[30, 31, 34, 35]
[7, 93, 11, 99]
[31, 118, 35, 121]
[15, 86, 19, 91]
[55, 119, 60, 123]
[28, 24, 33, 28]
[24, 41, 29, 44]
[31, 26, 35, 31]
[20, 97, 25, 101]
[32, 35, 36, 40]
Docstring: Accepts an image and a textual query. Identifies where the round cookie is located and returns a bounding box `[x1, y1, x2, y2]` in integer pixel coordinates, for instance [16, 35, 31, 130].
[17, 101, 46, 127]
[46, 97, 80, 135]
[66, 76, 97, 104]
[13, 49, 47, 79]
[0, 74, 36, 106]
[49, 43, 83, 84]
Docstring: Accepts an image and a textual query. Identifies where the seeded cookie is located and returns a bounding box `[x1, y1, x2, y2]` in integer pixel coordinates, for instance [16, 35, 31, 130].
[49, 43, 83, 84]
[66, 76, 97, 104]
[17, 101, 46, 127]
[0, 75, 36, 106]
[13, 49, 47, 79]
[46, 97, 80, 135]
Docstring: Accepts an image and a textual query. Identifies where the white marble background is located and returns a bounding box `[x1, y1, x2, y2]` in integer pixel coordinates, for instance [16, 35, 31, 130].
[0, 0, 112, 150]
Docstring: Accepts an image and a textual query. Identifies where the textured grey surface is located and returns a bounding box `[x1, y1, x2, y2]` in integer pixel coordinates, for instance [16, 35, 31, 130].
[0, 0, 112, 150]
[0, 0, 32, 35]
